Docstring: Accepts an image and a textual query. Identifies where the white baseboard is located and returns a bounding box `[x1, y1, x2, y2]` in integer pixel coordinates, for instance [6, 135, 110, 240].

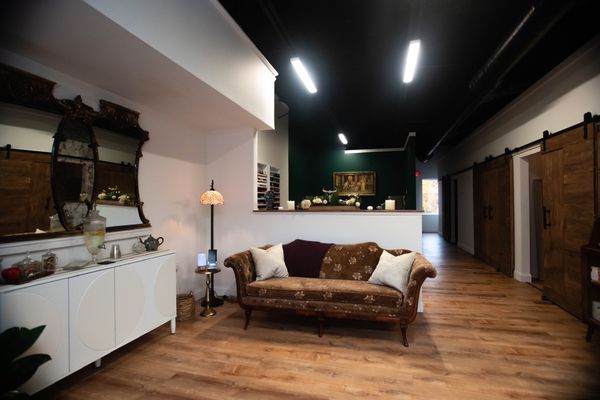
[457, 241, 474, 255]
[513, 270, 532, 283]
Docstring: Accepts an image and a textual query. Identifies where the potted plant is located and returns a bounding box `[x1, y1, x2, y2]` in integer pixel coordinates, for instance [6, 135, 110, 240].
[0, 326, 51, 399]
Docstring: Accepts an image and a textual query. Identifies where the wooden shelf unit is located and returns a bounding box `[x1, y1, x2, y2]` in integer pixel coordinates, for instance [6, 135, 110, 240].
[256, 163, 280, 210]
[582, 217, 600, 342]
[257, 163, 268, 210]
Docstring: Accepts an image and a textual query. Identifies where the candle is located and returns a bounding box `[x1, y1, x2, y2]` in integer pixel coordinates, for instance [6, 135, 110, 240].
[385, 199, 396, 210]
[197, 253, 207, 267]
[287, 200, 295, 210]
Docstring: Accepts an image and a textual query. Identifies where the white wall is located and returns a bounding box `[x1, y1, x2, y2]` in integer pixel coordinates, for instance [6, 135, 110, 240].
[455, 170, 474, 254]
[512, 147, 541, 282]
[84, 0, 277, 128]
[257, 99, 289, 205]
[438, 38, 600, 270]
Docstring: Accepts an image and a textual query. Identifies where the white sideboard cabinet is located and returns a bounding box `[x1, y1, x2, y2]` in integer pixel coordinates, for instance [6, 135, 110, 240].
[0, 250, 176, 394]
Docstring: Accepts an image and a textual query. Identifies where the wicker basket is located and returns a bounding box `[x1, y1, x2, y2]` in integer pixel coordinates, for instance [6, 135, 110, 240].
[176, 292, 196, 321]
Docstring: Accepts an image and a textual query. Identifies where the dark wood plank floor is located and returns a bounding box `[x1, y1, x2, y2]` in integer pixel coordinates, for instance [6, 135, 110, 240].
[38, 234, 600, 399]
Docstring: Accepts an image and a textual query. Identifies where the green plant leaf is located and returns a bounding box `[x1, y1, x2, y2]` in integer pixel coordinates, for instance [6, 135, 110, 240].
[0, 326, 46, 370]
[0, 354, 51, 393]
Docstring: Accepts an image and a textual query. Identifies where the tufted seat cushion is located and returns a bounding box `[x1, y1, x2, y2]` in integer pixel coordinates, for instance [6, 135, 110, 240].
[247, 277, 403, 308]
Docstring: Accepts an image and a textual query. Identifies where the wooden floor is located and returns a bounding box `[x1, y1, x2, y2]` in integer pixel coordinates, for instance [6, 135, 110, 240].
[38, 234, 600, 399]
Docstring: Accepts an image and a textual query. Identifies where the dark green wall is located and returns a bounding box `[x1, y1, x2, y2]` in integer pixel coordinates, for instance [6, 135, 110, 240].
[289, 137, 416, 209]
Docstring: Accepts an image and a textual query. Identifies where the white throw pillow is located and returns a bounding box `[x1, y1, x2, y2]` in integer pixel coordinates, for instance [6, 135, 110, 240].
[368, 250, 415, 293]
[250, 244, 289, 281]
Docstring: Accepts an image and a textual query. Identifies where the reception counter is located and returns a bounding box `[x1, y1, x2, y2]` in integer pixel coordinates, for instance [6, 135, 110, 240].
[249, 209, 423, 252]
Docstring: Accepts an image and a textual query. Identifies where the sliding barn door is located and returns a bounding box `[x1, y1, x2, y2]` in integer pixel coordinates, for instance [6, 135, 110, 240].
[473, 156, 514, 276]
[542, 122, 597, 318]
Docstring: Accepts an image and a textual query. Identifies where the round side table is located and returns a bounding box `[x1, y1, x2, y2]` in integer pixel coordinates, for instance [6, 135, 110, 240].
[195, 267, 221, 317]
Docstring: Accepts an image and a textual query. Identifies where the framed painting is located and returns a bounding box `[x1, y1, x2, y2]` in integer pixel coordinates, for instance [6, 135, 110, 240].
[333, 171, 376, 196]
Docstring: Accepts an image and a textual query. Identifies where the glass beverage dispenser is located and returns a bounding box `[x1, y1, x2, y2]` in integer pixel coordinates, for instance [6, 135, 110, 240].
[83, 207, 106, 262]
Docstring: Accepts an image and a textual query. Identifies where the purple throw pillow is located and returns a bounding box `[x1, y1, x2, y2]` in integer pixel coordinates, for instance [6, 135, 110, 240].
[283, 239, 333, 278]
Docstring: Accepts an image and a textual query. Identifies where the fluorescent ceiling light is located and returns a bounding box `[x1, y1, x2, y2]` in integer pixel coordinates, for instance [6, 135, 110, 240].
[338, 133, 348, 145]
[290, 57, 317, 94]
[403, 40, 421, 83]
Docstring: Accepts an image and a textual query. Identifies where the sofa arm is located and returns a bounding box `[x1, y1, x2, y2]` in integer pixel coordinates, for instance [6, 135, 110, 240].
[399, 253, 437, 322]
[224, 250, 256, 300]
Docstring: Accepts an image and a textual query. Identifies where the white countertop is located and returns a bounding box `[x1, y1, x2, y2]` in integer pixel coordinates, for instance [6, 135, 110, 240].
[0, 249, 174, 294]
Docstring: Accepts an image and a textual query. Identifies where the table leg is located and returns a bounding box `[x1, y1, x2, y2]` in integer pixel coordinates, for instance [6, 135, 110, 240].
[200, 272, 216, 317]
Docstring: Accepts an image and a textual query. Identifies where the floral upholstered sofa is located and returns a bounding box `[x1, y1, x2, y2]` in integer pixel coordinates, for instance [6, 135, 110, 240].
[224, 240, 436, 346]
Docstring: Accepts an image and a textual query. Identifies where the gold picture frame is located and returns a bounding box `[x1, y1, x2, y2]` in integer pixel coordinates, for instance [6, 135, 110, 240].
[333, 171, 376, 196]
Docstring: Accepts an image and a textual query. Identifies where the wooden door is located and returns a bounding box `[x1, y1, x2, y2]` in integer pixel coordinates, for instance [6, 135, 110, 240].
[473, 164, 485, 260]
[472, 156, 513, 276]
[0, 151, 53, 235]
[542, 123, 596, 318]
[494, 157, 514, 277]
[542, 149, 564, 305]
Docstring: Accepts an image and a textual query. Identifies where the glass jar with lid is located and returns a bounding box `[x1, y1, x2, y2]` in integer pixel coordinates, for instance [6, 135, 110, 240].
[42, 250, 57, 272]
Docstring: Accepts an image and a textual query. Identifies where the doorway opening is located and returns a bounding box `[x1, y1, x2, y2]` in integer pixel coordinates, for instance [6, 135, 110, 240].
[513, 146, 543, 284]
[525, 151, 544, 291]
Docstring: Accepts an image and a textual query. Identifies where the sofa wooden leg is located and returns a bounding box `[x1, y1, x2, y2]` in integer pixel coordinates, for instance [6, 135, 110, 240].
[244, 309, 252, 330]
[317, 316, 324, 337]
[586, 324, 594, 342]
[400, 325, 409, 347]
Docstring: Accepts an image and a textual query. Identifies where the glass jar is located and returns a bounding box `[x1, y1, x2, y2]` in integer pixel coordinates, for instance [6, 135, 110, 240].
[42, 250, 57, 272]
[83, 208, 106, 262]
[132, 237, 146, 254]
[49, 214, 63, 232]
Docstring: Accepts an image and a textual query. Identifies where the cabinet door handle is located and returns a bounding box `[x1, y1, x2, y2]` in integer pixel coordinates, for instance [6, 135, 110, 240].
[483, 206, 487, 219]
[543, 206, 551, 229]
[488, 205, 493, 220]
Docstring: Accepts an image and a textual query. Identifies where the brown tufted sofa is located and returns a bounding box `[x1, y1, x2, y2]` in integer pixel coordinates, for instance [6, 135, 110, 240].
[224, 241, 437, 346]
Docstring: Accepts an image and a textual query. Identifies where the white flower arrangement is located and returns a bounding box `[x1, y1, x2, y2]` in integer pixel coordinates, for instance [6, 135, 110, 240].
[301, 199, 312, 209]
[97, 185, 136, 204]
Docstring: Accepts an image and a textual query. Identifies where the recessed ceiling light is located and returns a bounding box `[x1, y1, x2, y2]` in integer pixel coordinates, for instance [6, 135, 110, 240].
[338, 133, 348, 145]
[290, 57, 317, 94]
[403, 40, 421, 83]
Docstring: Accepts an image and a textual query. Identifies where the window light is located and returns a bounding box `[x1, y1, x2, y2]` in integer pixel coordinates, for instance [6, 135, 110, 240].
[403, 40, 421, 83]
[290, 57, 317, 94]
[338, 133, 348, 145]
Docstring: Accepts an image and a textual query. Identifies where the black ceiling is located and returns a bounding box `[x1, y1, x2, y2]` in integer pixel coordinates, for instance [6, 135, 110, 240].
[219, 0, 600, 160]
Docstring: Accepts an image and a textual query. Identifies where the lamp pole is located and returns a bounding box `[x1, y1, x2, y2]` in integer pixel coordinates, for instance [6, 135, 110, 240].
[210, 203, 214, 249]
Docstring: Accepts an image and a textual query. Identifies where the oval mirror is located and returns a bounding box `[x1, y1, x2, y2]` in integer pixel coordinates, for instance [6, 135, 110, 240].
[52, 104, 96, 230]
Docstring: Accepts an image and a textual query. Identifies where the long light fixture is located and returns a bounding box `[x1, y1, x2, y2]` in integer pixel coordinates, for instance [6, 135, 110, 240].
[403, 40, 421, 83]
[338, 133, 348, 145]
[290, 57, 317, 94]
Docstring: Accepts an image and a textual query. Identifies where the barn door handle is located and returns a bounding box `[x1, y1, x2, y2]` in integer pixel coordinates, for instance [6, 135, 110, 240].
[483, 206, 487, 219]
[488, 206, 493, 220]
[543, 206, 551, 229]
